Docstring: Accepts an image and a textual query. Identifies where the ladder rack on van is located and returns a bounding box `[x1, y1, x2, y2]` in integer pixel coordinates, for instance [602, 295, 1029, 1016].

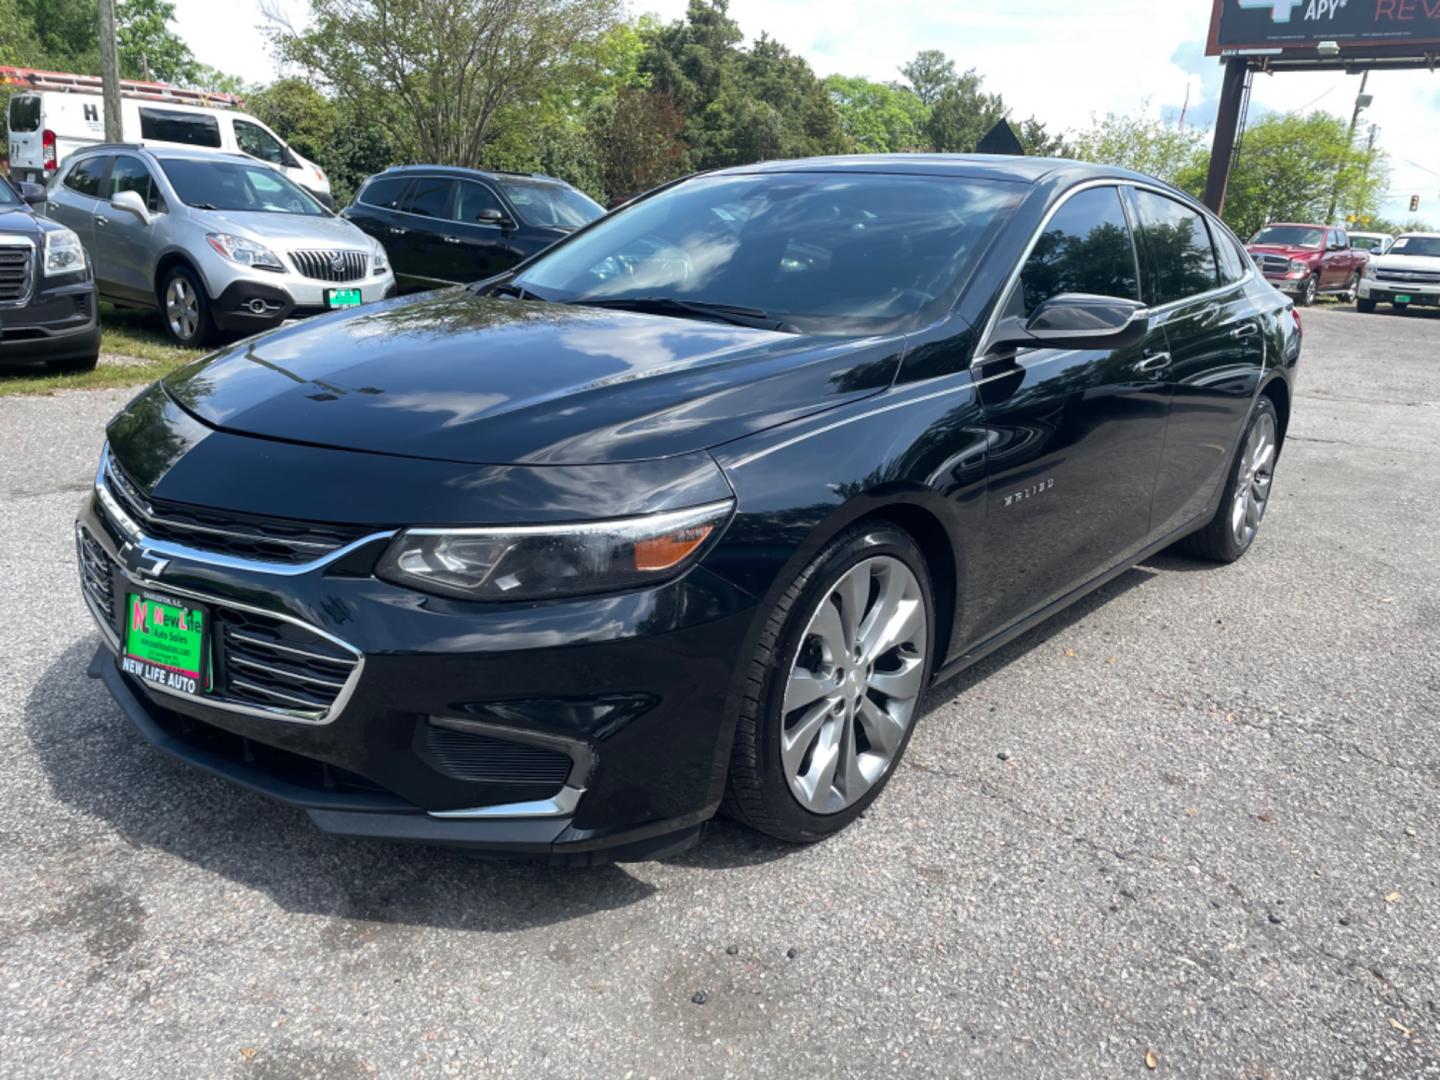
[0, 66, 244, 109]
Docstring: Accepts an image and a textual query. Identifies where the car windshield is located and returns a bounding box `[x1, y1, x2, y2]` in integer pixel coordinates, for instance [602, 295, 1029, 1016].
[1389, 235, 1440, 258]
[1250, 225, 1324, 249]
[159, 158, 326, 215]
[513, 171, 1025, 335]
[495, 177, 604, 228]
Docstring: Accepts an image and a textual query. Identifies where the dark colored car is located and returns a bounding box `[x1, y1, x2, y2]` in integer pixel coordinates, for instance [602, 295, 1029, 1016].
[341, 166, 605, 291]
[0, 174, 100, 371]
[1246, 222, 1367, 306]
[77, 155, 1300, 861]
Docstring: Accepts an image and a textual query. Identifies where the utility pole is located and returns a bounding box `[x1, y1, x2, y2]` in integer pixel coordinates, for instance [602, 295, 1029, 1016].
[96, 0, 123, 143]
[1203, 58, 1249, 214]
[1326, 70, 1370, 226]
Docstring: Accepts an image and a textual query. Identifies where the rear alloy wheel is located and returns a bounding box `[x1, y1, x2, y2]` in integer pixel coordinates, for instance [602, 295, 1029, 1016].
[161, 266, 216, 347]
[1177, 396, 1279, 564]
[724, 524, 934, 841]
[1342, 271, 1361, 302]
[1299, 274, 1318, 306]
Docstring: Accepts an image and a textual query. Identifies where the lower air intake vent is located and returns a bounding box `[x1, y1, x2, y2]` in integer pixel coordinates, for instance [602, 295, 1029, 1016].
[422, 724, 574, 785]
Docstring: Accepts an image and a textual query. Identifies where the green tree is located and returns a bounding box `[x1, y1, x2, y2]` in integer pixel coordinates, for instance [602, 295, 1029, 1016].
[1068, 109, 1210, 190]
[247, 78, 391, 206]
[925, 69, 1006, 153]
[591, 88, 687, 201]
[899, 49, 956, 107]
[1220, 111, 1388, 237]
[116, 0, 194, 82]
[824, 75, 926, 153]
[275, 0, 625, 166]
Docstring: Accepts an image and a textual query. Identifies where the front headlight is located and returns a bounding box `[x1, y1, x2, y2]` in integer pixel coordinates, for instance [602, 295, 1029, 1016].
[206, 232, 284, 272]
[1362, 260, 1377, 278]
[1288, 258, 1309, 273]
[43, 228, 86, 277]
[375, 500, 734, 602]
[371, 242, 389, 275]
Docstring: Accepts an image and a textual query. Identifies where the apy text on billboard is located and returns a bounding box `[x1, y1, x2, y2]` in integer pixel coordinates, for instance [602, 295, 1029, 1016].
[1208, 0, 1440, 55]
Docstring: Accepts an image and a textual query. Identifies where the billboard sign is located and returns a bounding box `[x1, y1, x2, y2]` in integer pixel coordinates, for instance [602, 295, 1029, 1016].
[1208, 0, 1440, 55]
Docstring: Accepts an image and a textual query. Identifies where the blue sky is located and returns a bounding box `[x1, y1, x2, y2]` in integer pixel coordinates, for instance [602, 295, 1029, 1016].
[172, 0, 1440, 223]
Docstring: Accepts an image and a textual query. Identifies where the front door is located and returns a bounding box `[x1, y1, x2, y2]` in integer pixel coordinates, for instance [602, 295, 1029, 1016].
[971, 185, 1172, 634]
[90, 154, 161, 302]
[446, 179, 527, 281]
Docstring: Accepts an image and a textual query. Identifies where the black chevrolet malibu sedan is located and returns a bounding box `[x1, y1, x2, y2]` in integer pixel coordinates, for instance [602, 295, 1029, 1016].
[77, 155, 1300, 861]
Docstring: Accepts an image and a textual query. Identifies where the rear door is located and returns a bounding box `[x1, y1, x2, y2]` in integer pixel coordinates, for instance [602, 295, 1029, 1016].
[341, 175, 413, 273]
[392, 176, 456, 287]
[1127, 188, 1264, 537]
[971, 184, 1173, 632]
[6, 94, 44, 179]
[90, 153, 164, 302]
[46, 154, 111, 250]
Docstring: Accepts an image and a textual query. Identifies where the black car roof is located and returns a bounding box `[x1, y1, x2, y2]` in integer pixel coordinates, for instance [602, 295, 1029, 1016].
[376, 165, 565, 185]
[707, 153, 1167, 190]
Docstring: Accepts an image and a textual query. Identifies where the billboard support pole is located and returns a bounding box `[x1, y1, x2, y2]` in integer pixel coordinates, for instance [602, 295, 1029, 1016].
[1203, 57, 1249, 215]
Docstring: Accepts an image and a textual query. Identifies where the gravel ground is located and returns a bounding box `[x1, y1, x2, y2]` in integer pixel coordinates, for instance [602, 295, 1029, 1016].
[0, 304, 1436, 1079]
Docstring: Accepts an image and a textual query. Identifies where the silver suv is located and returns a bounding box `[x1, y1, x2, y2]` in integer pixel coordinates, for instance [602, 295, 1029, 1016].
[45, 145, 395, 346]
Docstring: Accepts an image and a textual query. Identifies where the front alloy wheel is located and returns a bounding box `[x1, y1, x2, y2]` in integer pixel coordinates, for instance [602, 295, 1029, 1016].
[1300, 275, 1318, 306]
[160, 266, 216, 347]
[724, 524, 935, 842]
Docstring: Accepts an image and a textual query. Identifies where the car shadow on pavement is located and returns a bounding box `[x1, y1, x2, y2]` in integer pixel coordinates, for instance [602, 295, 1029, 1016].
[26, 639, 661, 931]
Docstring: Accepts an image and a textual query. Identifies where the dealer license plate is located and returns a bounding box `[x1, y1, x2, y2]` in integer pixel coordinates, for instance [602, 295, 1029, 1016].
[1394, 294, 1413, 304]
[121, 592, 210, 698]
[326, 288, 362, 309]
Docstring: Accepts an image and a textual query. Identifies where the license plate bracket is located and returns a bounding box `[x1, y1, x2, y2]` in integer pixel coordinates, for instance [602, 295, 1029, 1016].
[120, 591, 210, 698]
[326, 287, 362, 309]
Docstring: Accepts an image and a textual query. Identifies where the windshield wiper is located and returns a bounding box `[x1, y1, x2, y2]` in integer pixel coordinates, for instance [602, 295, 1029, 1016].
[568, 296, 799, 333]
[469, 279, 547, 301]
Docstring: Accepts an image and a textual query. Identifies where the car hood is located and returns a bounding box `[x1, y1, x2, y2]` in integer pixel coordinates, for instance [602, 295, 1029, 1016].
[0, 206, 41, 234]
[1370, 253, 1440, 272]
[197, 209, 371, 250]
[162, 291, 904, 466]
[1247, 244, 1322, 259]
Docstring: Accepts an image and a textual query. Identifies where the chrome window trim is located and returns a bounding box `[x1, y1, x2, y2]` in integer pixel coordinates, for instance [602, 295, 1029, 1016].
[96, 447, 396, 577]
[974, 178, 1255, 362]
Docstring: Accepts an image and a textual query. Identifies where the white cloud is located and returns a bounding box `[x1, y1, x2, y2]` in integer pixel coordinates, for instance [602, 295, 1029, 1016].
[171, 0, 1440, 222]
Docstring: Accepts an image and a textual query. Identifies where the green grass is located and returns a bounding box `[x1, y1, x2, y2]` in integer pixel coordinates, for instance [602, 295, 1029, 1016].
[0, 304, 205, 397]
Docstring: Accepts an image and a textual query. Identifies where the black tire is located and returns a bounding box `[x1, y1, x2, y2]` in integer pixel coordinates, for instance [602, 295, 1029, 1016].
[1342, 271, 1360, 302]
[1298, 275, 1318, 306]
[722, 522, 935, 842]
[1177, 395, 1280, 564]
[1356, 297, 1377, 314]
[1393, 302, 1409, 314]
[158, 264, 217, 347]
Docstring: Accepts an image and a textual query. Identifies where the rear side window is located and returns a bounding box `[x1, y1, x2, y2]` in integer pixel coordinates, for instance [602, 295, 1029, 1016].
[107, 155, 163, 213]
[1213, 225, 1250, 286]
[1018, 186, 1139, 317]
[402, 178, 454, 218]
[454, 180, 505, 223]
[63, 156, 109, 197]
[1129, 189, 1219, 305]
[138, 108, 222, 149]
[8, 95, 40, 133]
[359, 176, 411, 209]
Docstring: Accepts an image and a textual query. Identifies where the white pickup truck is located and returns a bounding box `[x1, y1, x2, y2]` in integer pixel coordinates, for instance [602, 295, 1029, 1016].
[1357, 232, 1440, 315]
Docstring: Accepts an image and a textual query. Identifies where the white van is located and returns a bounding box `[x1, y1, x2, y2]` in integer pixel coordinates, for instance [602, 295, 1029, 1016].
[7, 86, 333, 205]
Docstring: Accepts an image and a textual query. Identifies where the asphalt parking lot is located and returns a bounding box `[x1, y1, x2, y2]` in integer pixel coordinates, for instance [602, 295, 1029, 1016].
[0, 303, 1436, 1078]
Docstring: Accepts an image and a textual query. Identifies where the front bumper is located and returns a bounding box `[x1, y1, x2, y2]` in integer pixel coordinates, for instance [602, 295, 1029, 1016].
[75, 477, 756, 859]
[0, 276, 100, 367]
[1260, 273, 1311, 295]
[211, 274, 397, 334]
[1358, 280, 1440, 305]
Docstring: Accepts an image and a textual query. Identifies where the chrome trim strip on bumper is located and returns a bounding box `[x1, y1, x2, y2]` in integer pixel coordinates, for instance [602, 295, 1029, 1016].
[427, 785, 586, 820]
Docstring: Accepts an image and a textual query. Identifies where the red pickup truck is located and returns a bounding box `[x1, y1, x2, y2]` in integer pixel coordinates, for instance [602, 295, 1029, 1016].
[1246, 223, 1369, 307]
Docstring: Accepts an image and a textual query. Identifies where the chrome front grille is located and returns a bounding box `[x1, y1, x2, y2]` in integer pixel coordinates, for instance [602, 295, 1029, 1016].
[1255, 254, 1291, 275]
[0, 243, 33, 303]
[1376, 269, 1440, 284]
[216, 607, 359, 720]
[289, 249, 367, 283]
[77, 528, 115, 625]
[102, 454, 369, 565]
[76, 523, 362, 724]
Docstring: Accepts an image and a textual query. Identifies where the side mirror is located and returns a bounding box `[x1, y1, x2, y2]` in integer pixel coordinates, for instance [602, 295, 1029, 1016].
[110, 189, 151, 224]
[18, 181, 46, 206]
[989, 294, 1149, 354]
[477, 207, 514, 229]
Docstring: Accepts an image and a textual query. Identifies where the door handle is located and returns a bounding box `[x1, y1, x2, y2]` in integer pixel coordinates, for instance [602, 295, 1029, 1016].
[95, 216, 109, 227]
[443, 236, 462, 245]
[1137, 352, 1172, 374]
[1230, 324, 1259, 340]
[388, 227, 407, 235]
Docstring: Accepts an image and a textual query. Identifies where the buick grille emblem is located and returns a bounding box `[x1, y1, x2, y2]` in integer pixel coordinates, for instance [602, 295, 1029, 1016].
[329, 252, 346, 275]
